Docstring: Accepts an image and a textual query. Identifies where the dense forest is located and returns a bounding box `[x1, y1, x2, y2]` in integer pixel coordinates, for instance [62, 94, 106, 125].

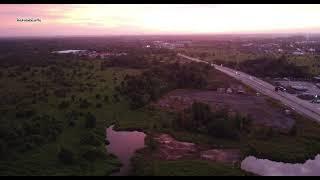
[173, 102, 252, 140]
[116, 62, 210, 109]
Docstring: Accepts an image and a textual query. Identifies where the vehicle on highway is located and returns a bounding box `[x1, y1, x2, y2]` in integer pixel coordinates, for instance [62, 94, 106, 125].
[275, 86, 286, 92]
[311, 95, 320, 103]
[311, 99, 320, 104]
[283, 77, 290, 81]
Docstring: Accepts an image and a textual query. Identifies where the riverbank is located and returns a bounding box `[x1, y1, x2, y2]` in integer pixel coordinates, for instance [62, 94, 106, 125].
[130, 134, 249, 176]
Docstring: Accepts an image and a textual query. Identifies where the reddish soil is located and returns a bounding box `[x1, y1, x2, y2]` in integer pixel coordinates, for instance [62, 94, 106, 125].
[154, 134, 198, 160]
[153, 133, 241, 164]
[200, 149, 240, 164]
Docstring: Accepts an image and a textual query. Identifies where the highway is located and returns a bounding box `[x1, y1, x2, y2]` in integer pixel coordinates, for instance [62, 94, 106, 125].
[178, 53, 210, 64]
[177, 53, 320, 123]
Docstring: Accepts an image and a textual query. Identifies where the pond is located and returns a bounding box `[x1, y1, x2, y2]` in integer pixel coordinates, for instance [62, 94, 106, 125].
[241, 154, 320, 176]
[106, 125, 146, 176]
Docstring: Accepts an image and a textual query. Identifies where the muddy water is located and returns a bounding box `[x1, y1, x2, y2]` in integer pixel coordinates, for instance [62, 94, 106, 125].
[106, 125, 146, 176]
[241, 155, 320, 176]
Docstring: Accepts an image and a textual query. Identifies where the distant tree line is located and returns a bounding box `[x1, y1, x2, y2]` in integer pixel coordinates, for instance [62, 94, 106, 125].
[215, 56, 311, 79]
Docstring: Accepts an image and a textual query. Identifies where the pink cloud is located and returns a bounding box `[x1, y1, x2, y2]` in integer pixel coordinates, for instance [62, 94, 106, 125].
[0, 4, 320, 37]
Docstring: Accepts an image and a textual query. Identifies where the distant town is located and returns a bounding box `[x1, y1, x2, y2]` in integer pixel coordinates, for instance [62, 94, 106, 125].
[52, 49, 128, 59]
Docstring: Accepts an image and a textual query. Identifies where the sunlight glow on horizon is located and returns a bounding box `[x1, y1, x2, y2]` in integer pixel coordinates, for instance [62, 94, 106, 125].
[1, 4, 320, 37]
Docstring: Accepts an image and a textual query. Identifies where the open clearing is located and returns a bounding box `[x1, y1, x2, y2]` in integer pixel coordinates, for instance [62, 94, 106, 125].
[154, 89, 295, 130]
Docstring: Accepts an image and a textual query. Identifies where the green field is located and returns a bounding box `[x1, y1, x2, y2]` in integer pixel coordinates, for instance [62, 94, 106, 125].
[1, 56, 320, 176]
[0, 59, 173, 175]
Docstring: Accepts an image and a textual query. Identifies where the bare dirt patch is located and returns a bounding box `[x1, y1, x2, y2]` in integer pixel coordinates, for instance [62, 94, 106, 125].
[154, 134, 198, 160]
[153, 89, 295, 130]
[206, 69, 255, 94]
[200, 149, 240, 164]
[153, 133, 241, 164]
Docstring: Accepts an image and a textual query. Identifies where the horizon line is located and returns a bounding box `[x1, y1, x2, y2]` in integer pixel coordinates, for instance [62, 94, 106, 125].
[1, 32, 320, 39]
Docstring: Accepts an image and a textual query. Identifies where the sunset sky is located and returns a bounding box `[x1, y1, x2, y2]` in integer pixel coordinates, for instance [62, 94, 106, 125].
[1, 4, 320, 37]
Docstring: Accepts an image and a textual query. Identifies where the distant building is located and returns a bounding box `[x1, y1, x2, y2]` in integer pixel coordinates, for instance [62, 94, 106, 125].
[237, 89, 245, 94]
[292, 51, 304, 55]
[53, 49, 127, 59]
[217, 88, 226, 93]
[242, 43, 253, 47]
[309, 48, 316, 52]
[226, 88, 233, 94]
[174, 43, 185, 48]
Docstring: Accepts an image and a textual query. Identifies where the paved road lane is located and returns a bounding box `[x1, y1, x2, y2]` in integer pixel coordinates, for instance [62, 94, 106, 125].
[178, 53, 320, 123]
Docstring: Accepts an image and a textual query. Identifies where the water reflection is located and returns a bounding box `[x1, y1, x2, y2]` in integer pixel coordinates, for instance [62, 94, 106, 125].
[241, 155, 320, 176]
[106, 125, 146, 176]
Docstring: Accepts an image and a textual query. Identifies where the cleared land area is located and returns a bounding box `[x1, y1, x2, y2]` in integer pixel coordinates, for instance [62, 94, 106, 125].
[154, 89, 294, 131]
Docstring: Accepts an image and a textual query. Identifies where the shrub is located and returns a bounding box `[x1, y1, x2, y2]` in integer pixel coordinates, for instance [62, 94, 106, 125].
[289, 123, 298, 136]
[249, 126, 277, 140]
[29, 134, 46, 145]
[79, 99, 91, 109]
[82, 147, 106, 162]
[0, 140, 8, 159]
[31, 99, 37, 104]
[104, 95, 109, 103]
[148, 137, 158, 151]
[58, 101, 70, 109]
[85, 112, 96, 128]
[113, 94, 120, 103]
[71, 95, 76, 102]
[15, 109, 36, 119]
[80, 131, 102, 146]
[58, 147, 74, 164]
[105, 139, 110, 145]
[207, 118, 239, 139]
[66, 111, 78, 127]
[54, 89, 66, 98]
[68, 120, 76, 127]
